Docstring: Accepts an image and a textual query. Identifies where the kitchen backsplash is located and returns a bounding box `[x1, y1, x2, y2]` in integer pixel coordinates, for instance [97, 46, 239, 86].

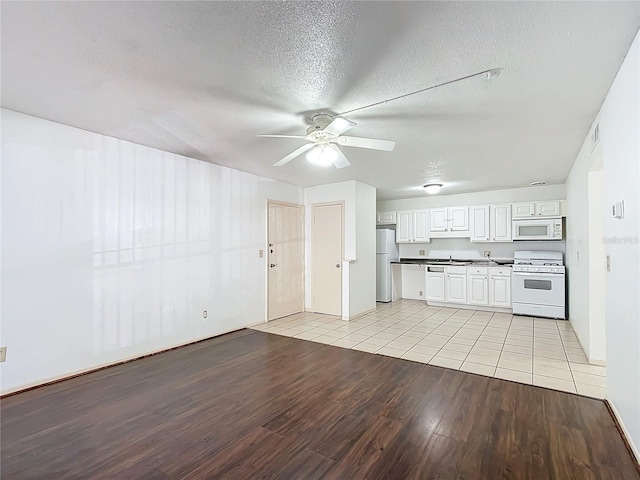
[399, 238, 566, 260]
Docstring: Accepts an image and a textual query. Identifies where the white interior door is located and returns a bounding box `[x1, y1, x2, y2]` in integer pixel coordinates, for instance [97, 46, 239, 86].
[312, 203, 343, 315]
[268, 201, 304, 321]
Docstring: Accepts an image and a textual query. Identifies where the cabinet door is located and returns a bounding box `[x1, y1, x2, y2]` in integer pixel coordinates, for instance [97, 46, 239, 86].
[470, 206, 490, 242]
[426, 272, 445, 302]
[467, 274, 489, 305]
[413, 210, 429, 242]
[377, 211, 397, 225]
[429, 208, 448, 232]
[396, 210, 413, 243]
[490, 204, 512, 242]
[512, 202, 536, 218]
[489, 275, 512, 307]
[536, 201, 560, 217]
[446, 273, 467, 303]
[449, 207, 469, 231]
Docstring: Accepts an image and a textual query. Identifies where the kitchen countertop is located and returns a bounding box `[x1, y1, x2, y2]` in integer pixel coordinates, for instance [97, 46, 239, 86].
[391, 258, 513, 267]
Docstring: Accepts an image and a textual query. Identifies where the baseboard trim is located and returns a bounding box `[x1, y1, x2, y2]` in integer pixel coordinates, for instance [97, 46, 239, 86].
[425, 301, 512, 314]
[345, 307, 377, 321]
[0, 327, 249, 398]
[604, 398, 640, 473]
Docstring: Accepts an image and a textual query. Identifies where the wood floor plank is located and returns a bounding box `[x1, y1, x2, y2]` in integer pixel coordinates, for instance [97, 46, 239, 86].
[1, 329, 638, 479]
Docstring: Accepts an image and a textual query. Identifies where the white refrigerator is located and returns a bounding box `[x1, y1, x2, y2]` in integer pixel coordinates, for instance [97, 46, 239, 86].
[376, 229, 399, 302]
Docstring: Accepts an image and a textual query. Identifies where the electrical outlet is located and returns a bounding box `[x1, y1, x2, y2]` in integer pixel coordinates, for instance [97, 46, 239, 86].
[606, 255, 611, 272]
[203, 310, 208, 319]
[259, 249, 264, 258]
[0, 347, 6, 363]
[484, 251, 491, 257]
[419, 290, 423, 297]
[419, 250, 425, 256]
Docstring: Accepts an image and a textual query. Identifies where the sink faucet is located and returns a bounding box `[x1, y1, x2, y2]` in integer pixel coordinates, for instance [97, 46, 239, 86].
[449, 255, 453, 261]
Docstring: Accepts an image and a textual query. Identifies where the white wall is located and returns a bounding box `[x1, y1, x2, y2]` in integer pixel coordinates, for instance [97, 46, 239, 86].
[600, 30, 640, 459]
[565, 114, 606, 363]
[0, 109, 303, 394]
[303, 180, 376, 319]
[377, 184, 566, 211]
[349, 182, 376, 317]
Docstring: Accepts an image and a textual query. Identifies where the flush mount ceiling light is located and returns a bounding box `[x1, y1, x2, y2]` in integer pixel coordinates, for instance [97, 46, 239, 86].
[306, 144, 338, 167]
[530, 180, 547, 186]
[423, 183, 443, 194]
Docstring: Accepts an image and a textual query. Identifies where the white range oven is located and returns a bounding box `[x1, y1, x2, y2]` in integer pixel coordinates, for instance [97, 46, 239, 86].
[512, 251, 566, 319]
[512, 218, 562, 240]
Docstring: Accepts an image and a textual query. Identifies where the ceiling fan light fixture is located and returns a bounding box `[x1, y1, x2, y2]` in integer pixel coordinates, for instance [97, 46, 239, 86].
[307, 145, 337, 167]
[423, 183, 443, 194]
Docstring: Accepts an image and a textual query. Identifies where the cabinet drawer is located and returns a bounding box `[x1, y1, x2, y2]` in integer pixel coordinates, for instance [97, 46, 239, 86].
[489, 267, 511, 277]
[468, 267, 488, 275]
[446, 266, 467, 275]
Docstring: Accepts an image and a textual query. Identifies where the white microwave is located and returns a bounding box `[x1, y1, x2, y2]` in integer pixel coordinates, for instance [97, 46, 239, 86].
[512, 218, 562, 240]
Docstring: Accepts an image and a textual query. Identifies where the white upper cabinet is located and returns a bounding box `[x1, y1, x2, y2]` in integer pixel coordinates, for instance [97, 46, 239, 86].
[490, 204, 512, 242]
[429, 208, 448, 232]
[470, 206, 490, 242]
[536, 201, 561, 217]
[396, 210, 429, 243]
[512, 202, 536, 218]
[429, 207, 469, 234]
[449, 207, 469, 231]
[413, 210, 429, 242]
[376, 211, 397, 225]
[396, 210, 412, 243]
[512, 201, 561, 218]
[471, 204, 511, 242]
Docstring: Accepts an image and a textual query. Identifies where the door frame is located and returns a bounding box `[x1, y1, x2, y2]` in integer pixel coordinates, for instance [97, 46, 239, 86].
[311, 201, 344, 314]
[266, 199, 305, 322]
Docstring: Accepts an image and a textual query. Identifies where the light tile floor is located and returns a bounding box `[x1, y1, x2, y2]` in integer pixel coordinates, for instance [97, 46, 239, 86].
[251, 299, 607, 399]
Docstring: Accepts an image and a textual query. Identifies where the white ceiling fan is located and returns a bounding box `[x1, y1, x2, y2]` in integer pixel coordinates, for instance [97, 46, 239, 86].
[258, 113, 396, 169]
[258, 68, 501, 169]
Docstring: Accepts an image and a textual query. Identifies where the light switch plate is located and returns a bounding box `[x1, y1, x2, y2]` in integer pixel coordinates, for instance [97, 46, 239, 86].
[0, 347, 6, 363]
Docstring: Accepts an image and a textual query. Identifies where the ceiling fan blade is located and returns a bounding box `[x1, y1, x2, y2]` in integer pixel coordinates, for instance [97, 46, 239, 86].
[323, 117, 356, 136]
[333, 136, 396, 151]
[273, 143, 316, 167]
[258, 134, 310, 140]
[329, 145, 350, 169]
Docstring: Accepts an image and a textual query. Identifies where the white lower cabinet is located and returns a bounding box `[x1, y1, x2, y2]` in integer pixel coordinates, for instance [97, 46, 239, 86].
[445, 267, 467, 304]
[425, 268, 445, 302]
[489, 268, 512, 307]
[424, 265, 511, 309]
[467, 267, 489, 306]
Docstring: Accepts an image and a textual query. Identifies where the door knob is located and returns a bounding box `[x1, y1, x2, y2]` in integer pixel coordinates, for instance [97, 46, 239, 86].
[270, 264, 276, 268]
[336, 263, 341, 268]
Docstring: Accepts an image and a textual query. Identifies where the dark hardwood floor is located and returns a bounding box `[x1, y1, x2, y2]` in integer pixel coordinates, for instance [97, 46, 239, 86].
[2, 329, 638, 479]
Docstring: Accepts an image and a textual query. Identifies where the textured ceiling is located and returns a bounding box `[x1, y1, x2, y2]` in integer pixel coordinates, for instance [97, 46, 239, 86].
[2, 2, 639, 199]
